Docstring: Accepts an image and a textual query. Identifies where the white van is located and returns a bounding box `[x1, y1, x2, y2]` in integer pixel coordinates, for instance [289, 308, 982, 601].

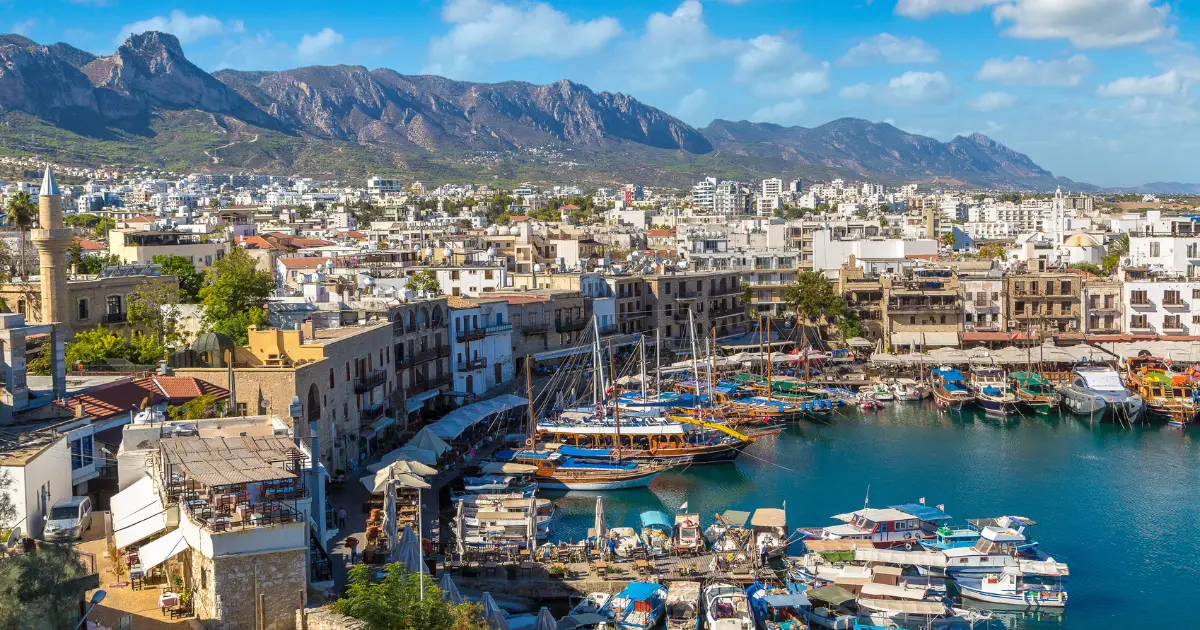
[44, 496, 92, 541]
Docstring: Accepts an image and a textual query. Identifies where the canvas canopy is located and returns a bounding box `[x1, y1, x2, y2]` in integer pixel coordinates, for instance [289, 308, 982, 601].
[805, 585, 856, 606]
[111, 476, 167, 549]
[410, 427, 452, 455]
[138, 528, 188, 571]
[428, 395, 527, 440]
[718, 510, 751, 527]
[751, 508, 786, 528]
[856, 598, 946, 615]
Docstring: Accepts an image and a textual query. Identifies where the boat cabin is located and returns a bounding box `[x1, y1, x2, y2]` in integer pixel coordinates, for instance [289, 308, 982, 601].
[674, 513, 703, 553]
[821, 503, 950, 543]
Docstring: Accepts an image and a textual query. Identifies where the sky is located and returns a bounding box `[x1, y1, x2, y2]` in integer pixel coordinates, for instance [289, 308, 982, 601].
[3, 0, 1199, 187]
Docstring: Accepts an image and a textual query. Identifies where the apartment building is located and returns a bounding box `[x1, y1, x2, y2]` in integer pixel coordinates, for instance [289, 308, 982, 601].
[1083, 277, 1123, 335]
[882, 268, 963, 350]
[494, 289, 588, 367]
[176, 319, 397, 473]
[108, 229, 226, 270]
[960, 273, 1005, 333]
[388, 298, 453, 421]
[743, 254, 800, 316]
[0, 266, 176, 338]
[1123, 270, 1200, 336]
[645, 270, 747, 349]
[1006, 270, 1082, 334]
[838, 264, 885, 341]
[447, 297, 515, 398]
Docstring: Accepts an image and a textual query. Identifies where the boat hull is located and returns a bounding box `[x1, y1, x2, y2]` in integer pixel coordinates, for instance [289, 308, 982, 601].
[954, 581, 1067, 608]
[976, 396, 1019, 417]
[933, 391, 973, 410]
[1060, 387, 1143, 422]
[537, 471, 661, 491]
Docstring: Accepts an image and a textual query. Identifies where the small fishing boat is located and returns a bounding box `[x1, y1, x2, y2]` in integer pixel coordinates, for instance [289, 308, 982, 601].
[1009, 372, 1060, 414]
[706, 509, 752, 553]
[746, 583, 811, 630]
[919, 525, 982, 551]
[930, 368, 973, 410]
[704, 582, 755, 630]
[601, 582, 667, 630]
[1124, 356, 1198, 425]
[674, 513, 705, 555]
[606, 527, 644, 558]
[750, 508, 789, 558]
[639, 510, 673, 557]
[856, 391, 884, 411]
[889, 378, 928, 401]
[970, 367, 1020, 417]
[664, 581, 702, 630]
[801, 585, 857, 629]
[1059, 364, 1142, 423]
[494, 449, 668, 491]
[952, 567, 1068, 608]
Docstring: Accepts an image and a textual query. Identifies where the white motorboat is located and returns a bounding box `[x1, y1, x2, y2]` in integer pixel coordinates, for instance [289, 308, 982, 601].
[953, 567, 1068, 608]
[703, 582, 754, 630]
[889, 378, 928, 401]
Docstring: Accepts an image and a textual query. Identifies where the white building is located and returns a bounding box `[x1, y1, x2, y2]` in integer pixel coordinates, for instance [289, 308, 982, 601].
[762, 178, 783, 198]
[449, 297, 515, 397]
[810, 230, 939, 273]
[1125, 278, 1200, 336]
[691, 177, 716, 212]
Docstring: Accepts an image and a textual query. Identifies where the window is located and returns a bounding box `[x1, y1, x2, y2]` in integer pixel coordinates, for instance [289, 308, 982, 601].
[201, 568, 208, 590]
[1193, 316, 1200, 324]
[329, 369, 335, 388]
[1193, 289, 1200, 299]
[77, 299, 89, 320]
[236, 402, 248, 415]
[1131, 290, 1149, 305]
[345, 362, 350, 381]
[664, 282, 672, 295]
[1165, 315, 1182, 329]
[106, 295, 122, 314]
[1131, 314, 1149, 329]
[1150, 242, 1161, 257]
[1060, 281, 1071, 295]
[1061, 301, 1071, 314]
[1165, 290, 1182, 305]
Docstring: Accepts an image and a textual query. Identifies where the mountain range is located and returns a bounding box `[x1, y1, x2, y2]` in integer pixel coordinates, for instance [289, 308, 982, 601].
[0, 31, 1091, 190]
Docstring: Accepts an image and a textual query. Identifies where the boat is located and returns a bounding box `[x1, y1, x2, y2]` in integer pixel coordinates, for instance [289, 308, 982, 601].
[970, 367, 1019, 417]
[952, 567, 1068, 608]
[1059, 365, 1143, 423]
[889, 378, 928, 402]
[706, 509, 753, 553]
[746, 583, 811, 630]
[802, 585, 857, 629]
[966, 516, 1041, 556]
[1009, 372, 1060, 414]
[538, 410, 753, 465]
[605, 527, 645, 559]
[664, 581, 702, 630]
[804, 502, 951, 545]
[600, 582, 667, 630]
[674, 513, 705, 555]
[639, 510, 674, 557]
[704, 581, 755, 630]
[1124, 356, 1197, 425]
[494, 449, 668, 491]
[919, 525, 983, 551]
[750, 508, 789, 558]
[940, 525, 1068, 577]
[930, 368, 973, 411]
[860, 383, 893, 402]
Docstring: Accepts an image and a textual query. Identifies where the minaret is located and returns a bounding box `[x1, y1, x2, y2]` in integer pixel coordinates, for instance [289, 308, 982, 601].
[31, 165, 70, 325]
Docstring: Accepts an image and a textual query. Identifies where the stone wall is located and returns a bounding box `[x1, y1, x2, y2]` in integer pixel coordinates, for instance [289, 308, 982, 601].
[296, 608, 366, 630]
[189, 548, 307, 630]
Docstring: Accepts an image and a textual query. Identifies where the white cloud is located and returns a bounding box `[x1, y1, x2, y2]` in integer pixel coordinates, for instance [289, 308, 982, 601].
[994, 0, 1175, 49]
[426, 0, 621, 76]
[116, 10, 244, 45]
[1088, 96, 1198, 127]
[751, 99, 806, 125]
[1096, 70, 1185, 98]
[735, 34, 831, 99]
[297, 28, 344, 61]
[617, 0, 740, 89]
[838, 33, 939, 66]
[215, 32, 294, 70]
[896, 0, 999, 18]
[971, 91, 1017, 111]
[976, 54, 1093, 87]
[674, 88, 711, 122]
[841, 72, 953, 106]
[899, 0, 1175, 49]
[12, 18, 36, 36]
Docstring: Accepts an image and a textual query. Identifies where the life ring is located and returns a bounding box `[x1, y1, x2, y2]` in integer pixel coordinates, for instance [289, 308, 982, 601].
[905, 542, 913, 551]
[904, 532, 913, 539]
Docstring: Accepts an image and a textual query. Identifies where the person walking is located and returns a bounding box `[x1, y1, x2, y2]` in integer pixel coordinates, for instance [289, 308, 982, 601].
[759, 541, 769, 569]
[337, 506, 348, 530]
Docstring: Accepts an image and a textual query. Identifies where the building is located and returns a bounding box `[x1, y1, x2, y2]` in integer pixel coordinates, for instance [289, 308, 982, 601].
[837, 264, 885, 341]
[883, 268, 963, 351]
[367, 176, 404, 196]
[447, 297, 515, 398]
[714, 180, 749, 217]
[691, 177, 716, 212]
[0, 266, 177, 339]
[388, 298, 453, 423]
[1122, 270, 1200, 336]
[1006, 269, 1082, 334]
[645, 270, 747, 350]
[762, 178, 783, 198]
[1083, 277, 1123, 335]
[108, 229, 227, 270]
[494, 290, 588, 366]
[960, 270, 1005, 333]
[742, 254, 800, 316]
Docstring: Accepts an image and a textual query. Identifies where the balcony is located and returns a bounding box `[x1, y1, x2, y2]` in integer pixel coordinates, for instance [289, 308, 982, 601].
[1163, 322, 1188, 333]
[457, 357, 487, 371]
[398, 355, 414, 369]
[522, 321, 550, 335]
[888, 301, 960, 312]
[456, 328, 486, 343]
[413, 348, 439, 364]
[556, 318, 588, 333]
[1129, 298, 1153, 308]
[405, 378, 428, 397]
[102, 312, 127, 324]
[485, 322, 513, 336]
[427, 373, 452, 389]
[361, 401, 385, 422]
[598, 324, 618, 336]
[711, 287, 739, 296]
[355, 369, 387, 393]
[1162, 299, 1187, 309]
[676, 290, 699, 300]
[438, 345, 451, 358]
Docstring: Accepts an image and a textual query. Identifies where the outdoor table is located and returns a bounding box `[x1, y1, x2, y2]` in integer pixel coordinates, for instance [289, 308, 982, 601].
[592, 560, 607, 576]
[159, 591, 179, 615]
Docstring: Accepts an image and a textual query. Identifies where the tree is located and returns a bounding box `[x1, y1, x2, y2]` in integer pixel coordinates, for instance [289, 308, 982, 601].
[0, 469, 15, 539]
[199, 248, 275, 345]
[65, 326, 132, 366]
[976, 243, 1007, 259]
[92, 217, 115, 240]
[837, 311, 865, 340]
[169, 393, 226, 421]
[332, 563, 489, 630]
[939, 231, 957, 248]
[74, 253, 122, 275]
[0, 542, 90, 629]
[784, 271, 845, 328]
[128, 278, 182, 347]
[4, 191, 35, 281]
[405, 270, 442, 296]
[64, 213, 100, 231]
[1070, 262, 1102, 276]
[1101, 254, 1121, 276]
[350, 200, 384, 227]
[152, 254, 204, 302]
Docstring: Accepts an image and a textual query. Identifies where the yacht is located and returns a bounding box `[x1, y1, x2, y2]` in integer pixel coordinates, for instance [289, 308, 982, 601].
[952, 566, 1068, 608]
[703, 582, 754, 630]
[1009, 371, 1060, 414]
[493, 449, 668, 491]
[1060, 365, 1143, 423]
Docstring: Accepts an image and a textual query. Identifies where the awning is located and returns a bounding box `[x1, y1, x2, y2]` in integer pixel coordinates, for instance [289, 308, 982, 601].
[924, 331, 960, 347]
[359, 428, 376, 440]
[368, 445, 438, 470]
[370, 417, 395, 432]
[845, 337, 873, 348]
[406, 389, 441, 412]
[533, 346, 591, 362]
[480, 462, 537, 475]
[410, 427, 452, 456]
[856, 598, 946, 615]
[139, 528, 188, 571]
[890, 332, 960, 347]
[112, 477, 166, 549]
[762, 593, 810, 608]
[428, 394, 528, 440]
[860, 582, 928, 601]
[805, 585, 856, 606]
[359, 470, 431, 494]
[891, 332, 923, 347]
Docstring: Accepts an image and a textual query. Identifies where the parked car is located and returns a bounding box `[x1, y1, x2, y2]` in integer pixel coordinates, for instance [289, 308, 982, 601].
[43, 496, 92, 541]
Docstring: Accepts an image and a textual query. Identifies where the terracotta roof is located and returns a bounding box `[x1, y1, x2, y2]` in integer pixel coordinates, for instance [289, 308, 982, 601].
[292, 238, 335, 248]
[446, 296, 478, 309]
[59, 376, 230, 421]
[238, 235, 276, 250]
[561, 204, 581, 211]
[125, 216, 154, 223]
[279, 257, 331, 269]
[76, 238, 105, 251]
[507, 215, 530, 222]
[498, 295, 550, 305]
[343, 231, 367, 238]
[647, 229, 675, 237]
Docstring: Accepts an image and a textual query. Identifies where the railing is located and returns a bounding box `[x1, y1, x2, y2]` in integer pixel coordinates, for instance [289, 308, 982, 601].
[556, 319, 588, 333]
[711, 287, 740, 296]
[102, 312, 127, 324]
[676, 290, 699, 299]
[398, 355, 414, 369]
[1130, 298, 1152, 307]
[485, 322, 513, 335]
[405, 379, 428, 397]
[355, 369, 387, 393]
[414, 348, 439, 364]
[457, 358, 487, 371]
[888, 301, 960, 311]
[1163, 299, 1187, 307]
[438, 345, 451, 358]
[183, 498, 304, 533]
[598, 325, 618, 336]
[456, 328, 486, 342]
[361, 401, 385, 422]
[523, 322, 550, 334]
[427, 373, 453, 388]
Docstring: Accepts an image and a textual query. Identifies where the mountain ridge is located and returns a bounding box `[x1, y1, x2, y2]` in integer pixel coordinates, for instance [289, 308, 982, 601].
[0, 31, 1090, 189]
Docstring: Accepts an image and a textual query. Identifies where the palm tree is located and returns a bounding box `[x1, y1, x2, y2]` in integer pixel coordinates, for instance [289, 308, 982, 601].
[5, 191, 36, 281]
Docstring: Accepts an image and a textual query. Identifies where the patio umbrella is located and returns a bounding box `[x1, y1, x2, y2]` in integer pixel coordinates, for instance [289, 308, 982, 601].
[361, 468, 432, 494]
[526, 496, 537, 554]
[438, 572, 464, 605]
[394, 525, 423, 574]
[410, 427, 452, 456]
[384, 480, 398, 562]
[593, 496, 606, 550]
[532, 607, 556, 630]
[482, 592, 511, 630]
[455, 499, 466, 557]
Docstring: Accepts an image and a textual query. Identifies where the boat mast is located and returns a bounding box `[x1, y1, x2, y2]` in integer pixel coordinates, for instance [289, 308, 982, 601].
[655, 328, 661, 397]
[766, 318, 773, 402]
[710, 326, 718, 398]
[593, 314, 604, 417]
[758, 315, 765, 379]
[525, 353, 536, 451]
[639, 335, 648, 402]
[689, 308, 700, 413]
[609, 342, 622, 461]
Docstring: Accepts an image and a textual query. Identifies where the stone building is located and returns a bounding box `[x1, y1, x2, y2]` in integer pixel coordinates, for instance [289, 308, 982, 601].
[107, 228, 227, 270]
[837, 264, 885, 341]
[882, 268, 963, 351]
[492, 289, 588, 368]
[1005, 268, 1083, 334]
[387, 298, 453, 423]
[0, 267, 177, 339]
[1082, 276, 1123, 335]
[645, 270, 747, 351]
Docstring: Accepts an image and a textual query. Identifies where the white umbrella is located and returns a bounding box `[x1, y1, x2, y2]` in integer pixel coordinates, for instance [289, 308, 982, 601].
[439, 572, 464, 605]
[532, 607, 556, 630]
[455, 499, 466, 557]
[526, 496, 537, 554]
[394, 525, 423, 574]
[384, 480, 399, 562]
[360, 469, 431, 494]
[482, 592, 511, 630]
[411, 427, 452, 456]
[593, 496, 606, 550]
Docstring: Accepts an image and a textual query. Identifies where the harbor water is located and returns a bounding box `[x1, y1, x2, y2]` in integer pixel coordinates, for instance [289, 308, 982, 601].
[542, 404, 1200, 630]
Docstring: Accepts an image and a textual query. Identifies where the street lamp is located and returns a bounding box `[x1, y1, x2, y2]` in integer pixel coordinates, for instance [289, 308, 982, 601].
[74, 590, 106, 630]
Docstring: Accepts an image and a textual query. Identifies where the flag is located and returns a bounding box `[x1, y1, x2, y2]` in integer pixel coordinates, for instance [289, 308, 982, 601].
[936, 504, 945, 512]
[679, 501, 688, 512]
[919, 497, 926, 505]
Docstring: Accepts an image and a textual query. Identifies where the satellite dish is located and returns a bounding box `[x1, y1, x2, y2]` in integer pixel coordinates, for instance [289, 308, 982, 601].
[5, 526, 21, 549]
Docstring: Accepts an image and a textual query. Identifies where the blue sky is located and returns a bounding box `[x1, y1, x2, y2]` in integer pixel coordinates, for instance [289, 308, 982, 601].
[4, 0, 1199, 187]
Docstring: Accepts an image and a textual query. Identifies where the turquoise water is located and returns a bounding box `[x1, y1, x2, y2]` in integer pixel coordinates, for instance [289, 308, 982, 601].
[542, 404, 1200, 630]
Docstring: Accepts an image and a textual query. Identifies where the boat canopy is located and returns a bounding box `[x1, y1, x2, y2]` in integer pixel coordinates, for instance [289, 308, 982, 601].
[555, 613, 608, 630]
[666, 580, 701, 603]
[617, 582, 665, 601]
[932, 368, 965, 382]
[557, 445, 615, 458]
[762, 593, 811, 609]
[856, 599, 946, 615]
[890, 503, 951, 522]
[717, 510, 751, 527]
[1010, 372, 1049, 386]
[860, 582, 928, 601]
[639, 511, 673, 531]
[750, 508, 787, 528]
[805, 585, 856, 606]
[480, 462, 537, 475]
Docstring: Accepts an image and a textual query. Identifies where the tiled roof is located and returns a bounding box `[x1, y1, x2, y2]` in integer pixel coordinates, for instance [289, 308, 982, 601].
[238, 235, 276, 250]
[647, 229, 675, 237]
[446, 296, 478, 309]
[76, 238, 106, 251]
[59, 377, 230, 421]
[279, 257, 331, 269]
[125, 216, 154, 223]
[507, 215, 530, 222]
[292, 238, 335, 248]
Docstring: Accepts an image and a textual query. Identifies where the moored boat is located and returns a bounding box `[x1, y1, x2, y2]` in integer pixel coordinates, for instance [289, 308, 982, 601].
[704, 581, 755, 630]
[674, 513, 704, 555]
[665, 581, 702, 630]
[970, 367, 1020, 417]
[1059, 365, 1143, 423]
[930, 368, 974, 410]
[495, 449, 668, 491]
[1009, 371, 1060, 414]
[1124, 356, 1198, 425]
[601, 582, 667, 630]
[750, 508, 789, 558]
[952, 567, 1068, 608]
